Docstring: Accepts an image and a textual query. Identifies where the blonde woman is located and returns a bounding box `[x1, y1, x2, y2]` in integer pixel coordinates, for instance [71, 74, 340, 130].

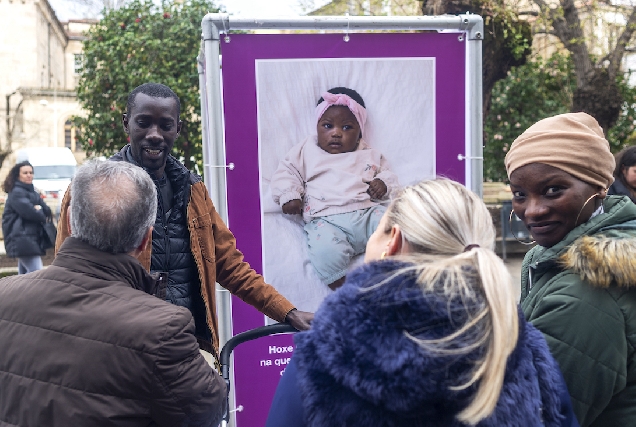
[266, 179, 577, 427]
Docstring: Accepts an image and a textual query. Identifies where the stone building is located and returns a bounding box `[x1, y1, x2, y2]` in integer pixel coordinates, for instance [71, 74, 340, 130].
[0, 0, 94, 178]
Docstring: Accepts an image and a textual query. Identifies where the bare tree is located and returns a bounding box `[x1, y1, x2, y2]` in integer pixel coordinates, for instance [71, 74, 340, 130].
[308, 0, 422, 16]
[424, 0, 532, 118]
[533, 0, 636, 131]
[425, 1, 636, 132]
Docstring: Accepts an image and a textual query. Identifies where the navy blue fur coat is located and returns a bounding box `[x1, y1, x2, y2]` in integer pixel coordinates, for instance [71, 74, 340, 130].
[266, 260, 578, 427]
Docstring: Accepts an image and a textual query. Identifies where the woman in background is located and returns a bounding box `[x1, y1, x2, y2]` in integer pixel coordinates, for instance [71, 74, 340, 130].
[1, 161, 51, 274]
[608, 145, 636, 202]
[266, 179, 577, 427]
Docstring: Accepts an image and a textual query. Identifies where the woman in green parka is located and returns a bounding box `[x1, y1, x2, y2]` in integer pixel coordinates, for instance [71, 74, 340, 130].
[505, 112, 636, 427]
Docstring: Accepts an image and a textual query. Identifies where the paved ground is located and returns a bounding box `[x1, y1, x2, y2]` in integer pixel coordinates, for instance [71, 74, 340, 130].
[504, 253, 524, 302]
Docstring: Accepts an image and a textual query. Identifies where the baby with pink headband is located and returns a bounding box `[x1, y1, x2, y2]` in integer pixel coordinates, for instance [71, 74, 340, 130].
[271, 87, 398, 290]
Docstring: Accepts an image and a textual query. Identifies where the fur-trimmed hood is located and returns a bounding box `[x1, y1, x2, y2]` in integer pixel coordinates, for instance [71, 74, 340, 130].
[560, 224, 636, 288]
[292, 260, 567, 427]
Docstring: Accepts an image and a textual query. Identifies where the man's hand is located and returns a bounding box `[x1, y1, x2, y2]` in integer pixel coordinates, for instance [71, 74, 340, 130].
[367, 178, 387, 199]
[285, 309, 313, 331]
[282, 199, 303, 215]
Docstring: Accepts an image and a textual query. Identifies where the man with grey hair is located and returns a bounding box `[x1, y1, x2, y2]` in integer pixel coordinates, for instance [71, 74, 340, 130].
[0, 160, 227, 427]
[56, 82, 313, 360]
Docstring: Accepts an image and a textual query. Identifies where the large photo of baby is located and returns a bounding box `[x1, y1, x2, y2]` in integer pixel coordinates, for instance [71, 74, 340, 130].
[257, 58, 436, 312]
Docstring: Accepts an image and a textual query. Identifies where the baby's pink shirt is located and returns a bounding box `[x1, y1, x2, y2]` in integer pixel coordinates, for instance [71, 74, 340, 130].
[271, 136, 399, 222]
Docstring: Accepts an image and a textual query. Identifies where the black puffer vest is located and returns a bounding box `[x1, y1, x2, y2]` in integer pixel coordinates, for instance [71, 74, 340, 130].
[111, 146, 211, 341]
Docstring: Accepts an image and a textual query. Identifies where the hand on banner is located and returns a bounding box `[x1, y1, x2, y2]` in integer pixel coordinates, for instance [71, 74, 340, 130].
[367, 178, 387, 200]
[282, 199, 303, 215]
[285, 308, 313, 331]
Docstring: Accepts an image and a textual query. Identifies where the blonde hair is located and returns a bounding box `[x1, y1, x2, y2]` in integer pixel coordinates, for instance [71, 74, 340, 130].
[383, 179, 519, 425]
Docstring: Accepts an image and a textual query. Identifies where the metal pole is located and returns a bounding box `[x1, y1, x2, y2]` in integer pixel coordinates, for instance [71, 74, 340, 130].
[201, 25, 227, 221]
[202, 16, 233, 348]
[202, 13, 481, 32]
[201, 20, 235, 427]
[197, 51, 208, 181]
[198, 45, 236, 427]
[466, 16, 484, 197]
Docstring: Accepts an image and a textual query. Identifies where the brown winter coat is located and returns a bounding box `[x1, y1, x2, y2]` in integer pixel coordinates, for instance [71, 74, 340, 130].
[0, 237, 227, 427]
[56, 179, 295, 354]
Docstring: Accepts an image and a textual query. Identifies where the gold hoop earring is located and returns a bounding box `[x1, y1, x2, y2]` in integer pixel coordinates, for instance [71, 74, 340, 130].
[509, 209, 535, 245]
[574, 193, 599, 226]
[380, 251, 387, 259]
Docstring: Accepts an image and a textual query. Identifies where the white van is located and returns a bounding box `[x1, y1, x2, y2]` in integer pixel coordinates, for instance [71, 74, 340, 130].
[15, 147, 77, 202]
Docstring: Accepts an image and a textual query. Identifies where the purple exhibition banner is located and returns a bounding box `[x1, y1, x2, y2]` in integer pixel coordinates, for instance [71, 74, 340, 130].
[221, 32, 466, 426]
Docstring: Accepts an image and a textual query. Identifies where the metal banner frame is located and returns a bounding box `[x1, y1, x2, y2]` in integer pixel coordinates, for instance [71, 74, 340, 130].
[200, 13, 483, 426]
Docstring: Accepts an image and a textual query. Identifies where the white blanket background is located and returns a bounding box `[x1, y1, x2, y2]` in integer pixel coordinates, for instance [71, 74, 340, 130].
[256, 57, 436, 312]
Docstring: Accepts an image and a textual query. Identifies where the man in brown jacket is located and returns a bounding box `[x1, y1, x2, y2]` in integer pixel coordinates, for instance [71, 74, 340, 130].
[56, 83, 313, 357]
[0, 160, 226, 426]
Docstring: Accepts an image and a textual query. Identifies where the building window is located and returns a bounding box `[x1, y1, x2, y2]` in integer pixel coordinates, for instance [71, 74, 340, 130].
[74, 127, 82, 152]
[64, 120, 73, 149]
[15, 108, 24, 136]
[64, 120, 82, 152]
[74, 54, 84, 74]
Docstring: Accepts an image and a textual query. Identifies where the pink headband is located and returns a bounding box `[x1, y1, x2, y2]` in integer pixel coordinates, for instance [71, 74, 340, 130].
[315, 92, 367, 135]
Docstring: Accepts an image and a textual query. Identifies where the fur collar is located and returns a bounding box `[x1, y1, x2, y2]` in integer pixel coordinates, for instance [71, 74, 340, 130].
[560, 224, 636, 288]
[293, 260, 565, 427]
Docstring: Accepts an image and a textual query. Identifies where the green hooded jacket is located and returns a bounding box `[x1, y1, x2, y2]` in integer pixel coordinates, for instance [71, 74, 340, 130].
[521, 196, 636, 427]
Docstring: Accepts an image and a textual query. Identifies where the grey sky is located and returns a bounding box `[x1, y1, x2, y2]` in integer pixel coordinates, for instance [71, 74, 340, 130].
[49, 0, 331, 21]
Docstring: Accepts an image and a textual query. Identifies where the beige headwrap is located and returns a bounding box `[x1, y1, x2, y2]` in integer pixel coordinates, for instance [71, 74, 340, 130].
[505, 112, 615, 189]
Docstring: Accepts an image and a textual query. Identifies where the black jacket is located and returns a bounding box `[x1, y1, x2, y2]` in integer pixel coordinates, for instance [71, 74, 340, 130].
[111, 146, 210, 341]
[608, 179, 636, 203]
[1, 181, 51, 257]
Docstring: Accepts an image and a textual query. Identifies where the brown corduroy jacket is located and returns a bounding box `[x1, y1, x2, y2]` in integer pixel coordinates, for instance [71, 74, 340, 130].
[56, 179, 295, 354]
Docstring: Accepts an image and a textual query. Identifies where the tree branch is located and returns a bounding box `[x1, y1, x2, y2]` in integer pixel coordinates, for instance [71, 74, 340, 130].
[607, 6, 636, 80]
[533, 0, 593, 87]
